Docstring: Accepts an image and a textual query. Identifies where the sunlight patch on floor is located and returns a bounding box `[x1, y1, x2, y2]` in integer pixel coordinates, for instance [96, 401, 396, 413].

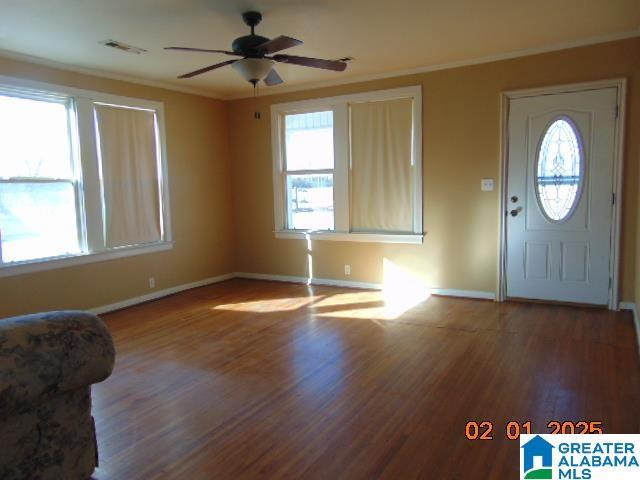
[213, 296, 321, 312]
[311, 291, 380, 308]
[382, 258, 430, 317]
[313, 259, 430, 321]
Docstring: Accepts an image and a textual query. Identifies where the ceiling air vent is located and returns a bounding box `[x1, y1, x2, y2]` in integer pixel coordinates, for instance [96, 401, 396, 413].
[101, 40, 147, 54]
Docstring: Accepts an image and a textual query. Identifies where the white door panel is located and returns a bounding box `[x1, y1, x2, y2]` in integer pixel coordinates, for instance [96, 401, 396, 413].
[506, 88, 617, 305]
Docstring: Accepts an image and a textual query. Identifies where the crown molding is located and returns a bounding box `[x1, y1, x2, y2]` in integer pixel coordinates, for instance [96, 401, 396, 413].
[228, 28, 640, 100]
[1, 28, 639, 102]
[0, 48, 224, 100]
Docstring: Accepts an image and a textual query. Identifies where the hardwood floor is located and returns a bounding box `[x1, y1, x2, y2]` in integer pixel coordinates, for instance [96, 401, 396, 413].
[91, 279, 640, 479]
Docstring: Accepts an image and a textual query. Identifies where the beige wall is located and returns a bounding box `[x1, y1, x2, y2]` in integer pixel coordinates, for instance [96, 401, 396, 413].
[228, 37, 640, 301]
[0, 57, 235, 317]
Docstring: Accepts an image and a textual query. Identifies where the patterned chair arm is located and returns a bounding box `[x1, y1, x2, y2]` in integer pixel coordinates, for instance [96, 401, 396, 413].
[0, 311, 115, 417]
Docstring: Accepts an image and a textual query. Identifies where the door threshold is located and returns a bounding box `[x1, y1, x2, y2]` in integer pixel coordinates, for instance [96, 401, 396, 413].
[506, 297, 608, 309]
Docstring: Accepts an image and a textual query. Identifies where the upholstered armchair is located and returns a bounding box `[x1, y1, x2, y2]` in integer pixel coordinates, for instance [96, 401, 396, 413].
[0, 311, 115, 480]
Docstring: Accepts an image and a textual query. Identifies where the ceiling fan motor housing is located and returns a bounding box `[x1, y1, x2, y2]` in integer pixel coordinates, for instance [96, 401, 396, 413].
[232, 35, 270, 56]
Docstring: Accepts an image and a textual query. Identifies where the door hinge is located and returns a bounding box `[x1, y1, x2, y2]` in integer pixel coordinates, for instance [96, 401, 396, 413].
[615, 104, 619, 118]
[609, 277, 612, 289]
[612, 192, 616, 205]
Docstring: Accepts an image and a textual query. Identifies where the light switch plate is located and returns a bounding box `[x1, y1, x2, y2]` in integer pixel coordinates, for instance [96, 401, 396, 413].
[481, 178, 494, 191]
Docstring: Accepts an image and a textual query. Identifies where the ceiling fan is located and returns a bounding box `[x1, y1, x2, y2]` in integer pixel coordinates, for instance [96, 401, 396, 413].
[165, 11, 348, 87]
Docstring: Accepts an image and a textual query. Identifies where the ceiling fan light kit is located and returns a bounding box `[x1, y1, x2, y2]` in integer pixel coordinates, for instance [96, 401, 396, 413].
[165, 11, 348, 89]
[232, 58, 274, 85]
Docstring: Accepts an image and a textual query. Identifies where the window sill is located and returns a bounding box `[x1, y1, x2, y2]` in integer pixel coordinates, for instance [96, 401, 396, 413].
[274, 230, 423, 244]
[0, 241, 174, 278]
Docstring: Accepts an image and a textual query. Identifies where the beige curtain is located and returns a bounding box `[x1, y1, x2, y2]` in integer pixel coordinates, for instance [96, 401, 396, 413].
[350, 98, 414, 232]
[94, 105, 161, 248]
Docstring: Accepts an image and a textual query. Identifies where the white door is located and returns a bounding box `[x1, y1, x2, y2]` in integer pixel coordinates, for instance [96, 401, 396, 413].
[506, 87, 618, 305]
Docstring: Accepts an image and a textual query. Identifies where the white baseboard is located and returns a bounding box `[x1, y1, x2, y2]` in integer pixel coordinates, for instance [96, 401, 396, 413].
[89, 273, 234, 315]
[619, 302, 635, 310]
[620, 302, 640, 354]
[234, 271, 496, 300]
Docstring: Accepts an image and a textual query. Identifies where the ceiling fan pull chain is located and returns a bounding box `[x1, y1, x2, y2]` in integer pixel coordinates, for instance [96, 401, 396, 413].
[253, 82, 261, 120]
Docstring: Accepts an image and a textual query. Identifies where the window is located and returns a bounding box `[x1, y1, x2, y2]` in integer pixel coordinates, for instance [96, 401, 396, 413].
[0, 77, 171, 276]
[284, 111, 334, 230]
[0, 94, 81, 263]
[535, 117, 583, 222]
[94, 104, 163, 247]
[271, 86, 422, 243]
[350, 98, 415, 233]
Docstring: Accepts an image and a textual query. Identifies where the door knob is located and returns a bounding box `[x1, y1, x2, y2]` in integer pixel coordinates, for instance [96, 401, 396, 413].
[511, 196, 519, 203]
[510, 208, 521, 217]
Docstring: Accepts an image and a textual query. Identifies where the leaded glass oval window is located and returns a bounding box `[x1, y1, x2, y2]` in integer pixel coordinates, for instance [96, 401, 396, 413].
[535, 118, 584, 222]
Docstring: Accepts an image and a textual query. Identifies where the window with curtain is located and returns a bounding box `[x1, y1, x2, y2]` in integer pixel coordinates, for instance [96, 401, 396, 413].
[271, 86, 422, 243]
[350, 98, 414, 233]
[0, 79, 171, 276]
[94, 104, 162, 248]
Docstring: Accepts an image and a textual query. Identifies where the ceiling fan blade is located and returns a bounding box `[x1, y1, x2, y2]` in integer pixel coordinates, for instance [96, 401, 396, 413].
[165, 47, 242, 56]
[256, 36, 303, 54]
[264, 69, 284, 86]
[178, 59, 238, 79]
[272, 54, 347, 72]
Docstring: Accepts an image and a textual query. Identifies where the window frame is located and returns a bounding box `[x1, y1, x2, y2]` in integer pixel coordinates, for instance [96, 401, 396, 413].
[0, 75, 173, 278]
[271, 86, 423, 244]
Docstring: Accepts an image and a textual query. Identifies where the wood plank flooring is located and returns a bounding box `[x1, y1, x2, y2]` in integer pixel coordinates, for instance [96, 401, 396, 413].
[91, 279, 640, 479]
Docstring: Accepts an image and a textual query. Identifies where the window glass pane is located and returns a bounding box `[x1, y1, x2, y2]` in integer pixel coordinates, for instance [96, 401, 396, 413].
[285, 111, 334, 171]
[286, 174, 334, 230]
[536, 118, 583, 222]
[0, 95, 73, 179]
[0, 182, 81, 263]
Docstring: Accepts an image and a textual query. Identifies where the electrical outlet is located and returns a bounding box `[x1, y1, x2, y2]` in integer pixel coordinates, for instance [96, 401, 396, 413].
[481, 178, 495, 191]
[344, 264, 351, 276]
[149, 277, 155, 289]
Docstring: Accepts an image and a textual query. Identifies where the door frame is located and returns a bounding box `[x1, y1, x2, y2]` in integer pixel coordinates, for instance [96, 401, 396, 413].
[498, 79, 627, 310]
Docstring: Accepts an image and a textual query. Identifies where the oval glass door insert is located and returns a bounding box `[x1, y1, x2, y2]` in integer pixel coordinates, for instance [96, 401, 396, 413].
[535, 118, 584, 222]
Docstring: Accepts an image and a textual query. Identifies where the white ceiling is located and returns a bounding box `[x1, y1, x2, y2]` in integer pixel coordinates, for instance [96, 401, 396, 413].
[1, 0, 638, 99]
